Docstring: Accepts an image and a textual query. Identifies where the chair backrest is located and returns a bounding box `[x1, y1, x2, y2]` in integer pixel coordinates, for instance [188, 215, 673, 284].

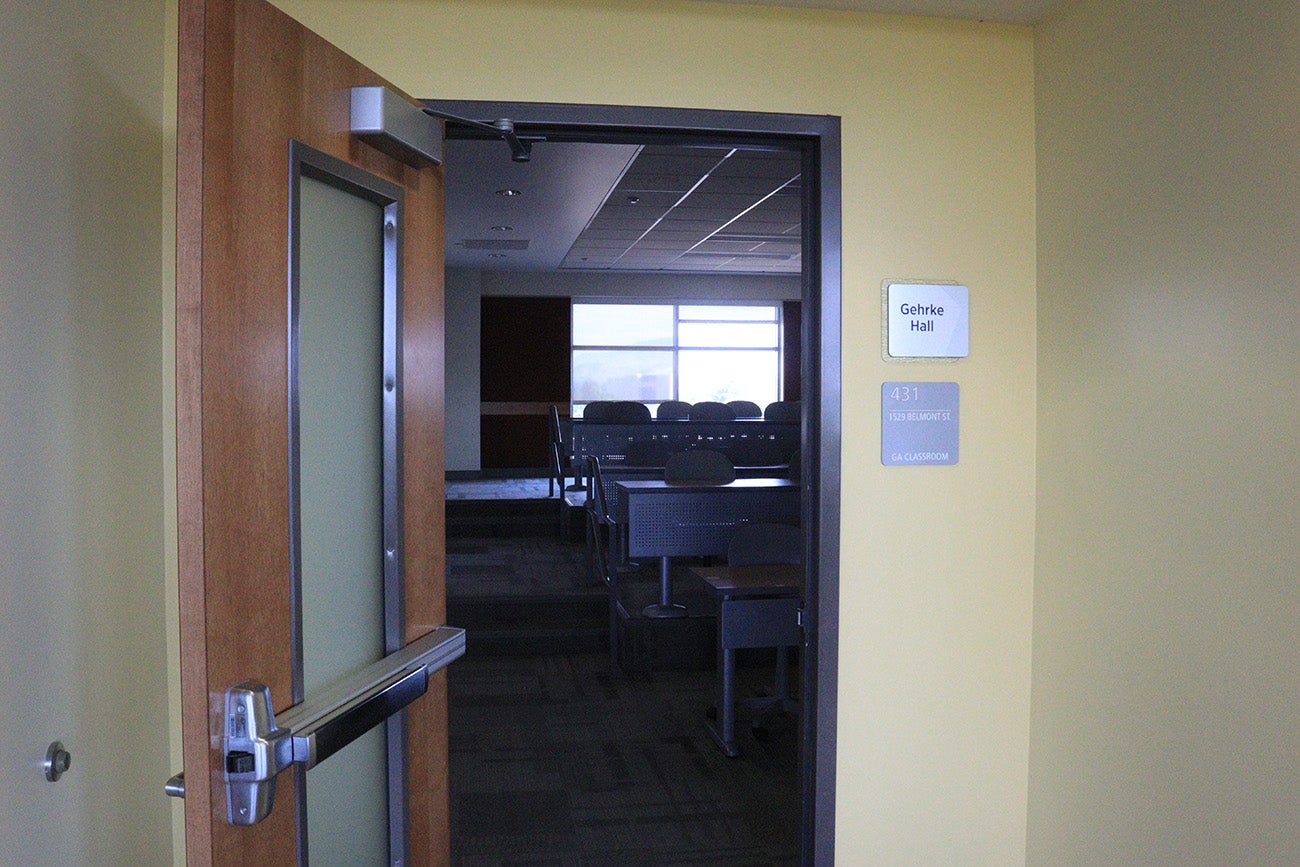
[581, 400, 613, 421]
[655, 400, 692, 420]
[726, 399, 763, 419]
[605, 400, 652, 423]
[689, 401, 736, 422]
[663, 449, 736, 484]
[727, 522, 803, 567]
[763, 400, 800, 424]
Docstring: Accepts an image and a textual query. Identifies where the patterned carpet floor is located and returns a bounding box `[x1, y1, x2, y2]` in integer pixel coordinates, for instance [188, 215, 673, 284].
[449, 651, 800, 866]
[448, 535, 600, 598]
[446, 494, 802, 865]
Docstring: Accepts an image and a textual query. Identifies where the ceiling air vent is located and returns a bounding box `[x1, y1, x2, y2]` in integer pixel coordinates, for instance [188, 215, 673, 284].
[460, 239, 530, 250]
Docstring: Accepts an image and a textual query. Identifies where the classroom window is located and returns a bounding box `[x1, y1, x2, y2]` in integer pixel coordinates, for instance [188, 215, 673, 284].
[572, 302, 780, 415]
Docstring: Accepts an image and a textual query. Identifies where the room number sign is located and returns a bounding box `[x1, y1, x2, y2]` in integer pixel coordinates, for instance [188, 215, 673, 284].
[881, 381, 959, 466]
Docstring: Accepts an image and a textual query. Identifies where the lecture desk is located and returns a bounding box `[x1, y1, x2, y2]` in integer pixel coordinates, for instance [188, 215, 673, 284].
[611, 478, 799, 617]
[691, 563, 803, 757]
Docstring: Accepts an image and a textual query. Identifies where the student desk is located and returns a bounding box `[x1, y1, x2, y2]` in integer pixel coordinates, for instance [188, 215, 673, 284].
[691, 563, 803, 757]
[570, 419, 798, 485]
[612, 478, 799, 617]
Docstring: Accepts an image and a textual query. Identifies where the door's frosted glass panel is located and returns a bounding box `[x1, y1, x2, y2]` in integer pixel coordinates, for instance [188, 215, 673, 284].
[298, 174, 388, 864]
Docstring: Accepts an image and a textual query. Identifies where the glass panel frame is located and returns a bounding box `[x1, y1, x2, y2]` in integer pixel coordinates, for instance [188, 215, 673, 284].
[572, 302, 674, 347]
[287, 140, 407, 865]
[571, 301, 782, 408]
[678, 304, 777, 322]
[677, 321, 779, 348]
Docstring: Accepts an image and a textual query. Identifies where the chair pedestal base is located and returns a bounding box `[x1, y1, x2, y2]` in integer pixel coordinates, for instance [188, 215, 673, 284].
[641, 602, 688, 619]
[644, 555, 687, 618]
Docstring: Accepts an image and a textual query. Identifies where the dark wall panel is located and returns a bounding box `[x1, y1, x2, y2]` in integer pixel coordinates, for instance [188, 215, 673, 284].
[480, 296, 571, 470]
[481, 415, 550, 470]
[783, 300, 802, 401]
[480, 296, 571, 401]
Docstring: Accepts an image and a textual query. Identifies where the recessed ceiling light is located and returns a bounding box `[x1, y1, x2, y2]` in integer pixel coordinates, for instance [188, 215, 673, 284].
[495, 188, 521, 197]
[627, 195, 640, 204]
[490, 225, 513, 232]
[487, 253, 508, 259]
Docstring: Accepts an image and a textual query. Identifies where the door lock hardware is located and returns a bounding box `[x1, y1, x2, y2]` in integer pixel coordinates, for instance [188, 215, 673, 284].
[212, 625, 464, 826]
[224, 682, 294, 825]
[44, 741, 72, 782]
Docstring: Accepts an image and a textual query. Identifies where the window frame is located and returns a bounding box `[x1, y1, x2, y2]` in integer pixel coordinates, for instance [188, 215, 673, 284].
[570, 299, 783, 413]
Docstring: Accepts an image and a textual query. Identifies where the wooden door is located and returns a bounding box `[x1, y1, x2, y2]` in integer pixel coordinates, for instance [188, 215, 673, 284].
[175, 0, 448, 861]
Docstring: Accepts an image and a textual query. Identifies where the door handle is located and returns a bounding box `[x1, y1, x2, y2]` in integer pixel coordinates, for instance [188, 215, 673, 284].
[164, 625, 465, 825]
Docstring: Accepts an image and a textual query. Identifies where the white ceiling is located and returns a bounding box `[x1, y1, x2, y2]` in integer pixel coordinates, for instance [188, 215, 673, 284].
[566, 145, 802, 274]
[445, 139, 642, 272]
[444, 0, 1067, 275]
[445, 139, 804, 275]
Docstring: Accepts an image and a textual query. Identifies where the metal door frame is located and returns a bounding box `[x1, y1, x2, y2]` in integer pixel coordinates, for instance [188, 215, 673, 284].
[427, 99, 841, 865]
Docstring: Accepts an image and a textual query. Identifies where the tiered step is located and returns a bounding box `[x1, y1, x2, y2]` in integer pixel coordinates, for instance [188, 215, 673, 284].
[444, 491, 717, 671]
[446, 497, 558, 538]
[448, 594, 607, 657]
[612, 566, 717, 672]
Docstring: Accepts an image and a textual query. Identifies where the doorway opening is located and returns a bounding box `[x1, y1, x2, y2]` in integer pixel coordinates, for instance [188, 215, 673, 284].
[431, 99, 841, 865]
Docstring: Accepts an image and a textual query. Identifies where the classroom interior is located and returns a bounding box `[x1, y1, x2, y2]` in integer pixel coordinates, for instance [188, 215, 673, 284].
[441, 141, 814, 853]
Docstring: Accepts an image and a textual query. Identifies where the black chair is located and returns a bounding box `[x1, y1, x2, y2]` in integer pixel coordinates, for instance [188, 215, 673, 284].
[605, 400, 652, 423]
[547, 405, 573, 496]
[581, 400, 614, 421]
[689, 400, 736, 421]
[655, 399, 692, 420]
[584, 456, 623, 673]
[725, 522, 803, 742]
[549, 406, 589, 537]
[763, 400, 800, 423]
[664, 448, 736, 485]
[726, 399, 763, 419]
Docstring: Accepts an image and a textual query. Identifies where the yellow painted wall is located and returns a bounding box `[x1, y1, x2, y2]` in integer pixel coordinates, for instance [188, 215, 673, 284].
[275, 1, 1039, 860]
[1031, 0, 1300, 862]
[0, 0, 175, 862]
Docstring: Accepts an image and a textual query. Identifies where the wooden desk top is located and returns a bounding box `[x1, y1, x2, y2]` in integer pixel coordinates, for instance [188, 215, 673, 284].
[690, 563, 803, 596]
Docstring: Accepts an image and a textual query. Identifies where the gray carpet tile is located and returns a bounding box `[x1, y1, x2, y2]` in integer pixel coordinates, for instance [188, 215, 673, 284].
[448, 536, 601, 597]
[446, 489, 801, 865]
[449, 652, 800, 866]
